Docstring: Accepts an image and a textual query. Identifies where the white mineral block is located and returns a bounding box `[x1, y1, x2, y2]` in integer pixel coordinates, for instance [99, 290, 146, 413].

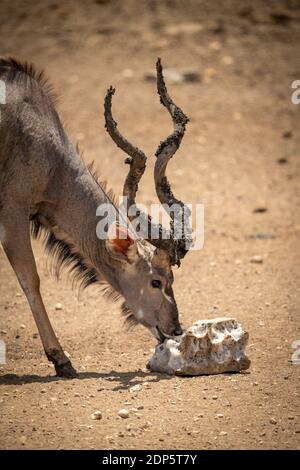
[147, 318, 250, 376]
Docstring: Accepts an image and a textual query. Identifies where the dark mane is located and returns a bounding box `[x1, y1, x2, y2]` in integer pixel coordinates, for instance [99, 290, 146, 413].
[0, 56, 58, 105]
[30, 214, 126, 308]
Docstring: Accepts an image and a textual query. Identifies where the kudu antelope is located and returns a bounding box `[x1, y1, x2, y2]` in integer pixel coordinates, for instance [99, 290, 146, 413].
[0, 58, 192, 377]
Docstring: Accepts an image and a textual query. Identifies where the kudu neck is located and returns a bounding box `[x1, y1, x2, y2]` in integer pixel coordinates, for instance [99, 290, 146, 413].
[49, 146, 123, 292]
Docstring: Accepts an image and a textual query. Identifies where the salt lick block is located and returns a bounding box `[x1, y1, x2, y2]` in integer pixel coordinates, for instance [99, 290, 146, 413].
[147, 317, 250, 376]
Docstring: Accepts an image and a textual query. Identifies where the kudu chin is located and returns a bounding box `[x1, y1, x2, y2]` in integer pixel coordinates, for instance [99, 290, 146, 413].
[0, 57, 192, 377]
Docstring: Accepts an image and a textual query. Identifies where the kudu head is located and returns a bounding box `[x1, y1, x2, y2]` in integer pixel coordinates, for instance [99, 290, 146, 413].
[103, 59, 192, 342]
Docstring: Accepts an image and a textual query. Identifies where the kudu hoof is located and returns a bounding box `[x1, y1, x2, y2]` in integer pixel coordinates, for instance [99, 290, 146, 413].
[55, 360, 78, 378]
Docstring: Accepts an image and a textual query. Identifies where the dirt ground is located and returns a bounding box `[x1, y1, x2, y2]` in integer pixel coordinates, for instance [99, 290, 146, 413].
[0, 0, 300, 450]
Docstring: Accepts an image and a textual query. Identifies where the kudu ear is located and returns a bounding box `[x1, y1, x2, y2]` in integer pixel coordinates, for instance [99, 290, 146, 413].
[106, 225, 136, 262]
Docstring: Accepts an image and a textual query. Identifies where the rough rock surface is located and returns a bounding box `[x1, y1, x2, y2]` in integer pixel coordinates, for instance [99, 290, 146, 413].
[147, 318, 250, 375]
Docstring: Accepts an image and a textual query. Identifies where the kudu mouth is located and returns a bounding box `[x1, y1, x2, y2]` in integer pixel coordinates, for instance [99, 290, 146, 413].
[152, 325, 183, 344]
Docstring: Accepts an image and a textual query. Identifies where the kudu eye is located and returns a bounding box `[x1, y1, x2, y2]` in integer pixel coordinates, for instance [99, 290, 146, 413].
[151, 279, 161, 289]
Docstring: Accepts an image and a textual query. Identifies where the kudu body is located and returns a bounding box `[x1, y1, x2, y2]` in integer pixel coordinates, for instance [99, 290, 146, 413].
[0, 58, 191, 377]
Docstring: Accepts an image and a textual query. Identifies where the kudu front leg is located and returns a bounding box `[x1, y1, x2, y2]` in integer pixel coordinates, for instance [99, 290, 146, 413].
[1, 216, 77, 378]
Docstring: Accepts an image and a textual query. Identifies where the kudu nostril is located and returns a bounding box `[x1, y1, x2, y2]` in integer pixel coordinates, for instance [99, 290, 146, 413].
[173, 326, 183, 336]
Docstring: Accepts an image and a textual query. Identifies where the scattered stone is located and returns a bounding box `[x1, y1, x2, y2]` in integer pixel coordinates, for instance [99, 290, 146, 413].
[118, 409, 129, 419]
[0, 330, 7, 335]
[270, 418, 277, 425]
[250, 255, 263, 264]
[164, 22, 203, 36]
[55, 303, 63, 311]
[216, 413, 224, 418]
[277, 157, 288, 164]
[142, 421, 152, 429]
[40, 389, 46, 394]
[222, 401, 232, 407]
[220, 431, 227, 436]
[212, 396, 218, 400]
[270, 13, 291, 25]
[121, 68, 134, 80]
[209, 40, 222, 50]
[253, 207, 267, 213]
[203, 67, 217, 82]
[130, 384, 142, 393]
[282, 131, 292, 139]
[233, 111, 242, 121]
[247, 233, 276, 240]
[221, 55, 234, 65]
[91, 410, 102, 420]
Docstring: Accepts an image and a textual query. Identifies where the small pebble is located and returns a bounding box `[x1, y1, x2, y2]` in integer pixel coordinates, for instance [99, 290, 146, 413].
[221, 56, 234, 65]
[282, 131, 292, 139]
[250, 255, 263, 264]
[118, 409, 129, 419]
[91, 411, 102, 420]
[270, 418, 277, 425]
[55, 303, 63, 311]
[130, 385, 142, 393]
[253, 207, 267, 213]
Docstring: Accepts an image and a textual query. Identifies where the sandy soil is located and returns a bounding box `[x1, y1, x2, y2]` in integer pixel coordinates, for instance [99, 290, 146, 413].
[0, 0, 300, 450]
